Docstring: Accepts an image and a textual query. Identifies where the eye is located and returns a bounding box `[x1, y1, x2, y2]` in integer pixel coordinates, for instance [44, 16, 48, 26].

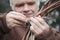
[28, 2, 35, 5]
[15, 3, 24, 7]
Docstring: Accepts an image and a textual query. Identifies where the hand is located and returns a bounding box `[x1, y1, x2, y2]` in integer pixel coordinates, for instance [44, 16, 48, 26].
[6, 11, 27, 29]
[30, 17, 50, 37]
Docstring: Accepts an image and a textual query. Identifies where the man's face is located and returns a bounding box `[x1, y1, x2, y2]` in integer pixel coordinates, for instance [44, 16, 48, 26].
[12, 0, 39, 18]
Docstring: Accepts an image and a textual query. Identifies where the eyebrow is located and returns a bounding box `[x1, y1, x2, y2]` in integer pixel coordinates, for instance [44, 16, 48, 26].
[15, 3, 24, 6]
[15, 1, 36, 6]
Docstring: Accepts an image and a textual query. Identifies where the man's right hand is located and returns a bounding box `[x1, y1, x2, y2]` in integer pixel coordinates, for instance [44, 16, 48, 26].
[6, 11, 27, 29]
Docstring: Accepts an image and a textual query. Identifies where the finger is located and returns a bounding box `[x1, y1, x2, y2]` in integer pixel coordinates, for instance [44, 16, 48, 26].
[35, 17, 47, 26]
[7, 18, 24, 28]
[35, 17, 49, 29]
[9, 18, 24, 25]
[30, 17, 42, 29]
[30, 26, 42, 35]
[30, 26, 38, 35]
[7, 11, 27, 22]
[8, 22, 22, 28]
[38, 15, 41, 17]
[7, 13, 27, 22]
[30, 21, 42, 34]
[9, 11, 26, 18]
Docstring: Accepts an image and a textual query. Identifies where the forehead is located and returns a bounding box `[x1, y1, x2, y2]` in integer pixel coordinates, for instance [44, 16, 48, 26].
[13, 0, 36, 4]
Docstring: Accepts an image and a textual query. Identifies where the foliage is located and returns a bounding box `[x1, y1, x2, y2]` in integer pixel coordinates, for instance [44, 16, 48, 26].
[0, 0, 11, 13]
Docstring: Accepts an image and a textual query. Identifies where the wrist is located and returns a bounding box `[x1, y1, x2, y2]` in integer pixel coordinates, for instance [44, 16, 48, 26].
[1, 14, 11, 34]
[35, 27, 52, 39]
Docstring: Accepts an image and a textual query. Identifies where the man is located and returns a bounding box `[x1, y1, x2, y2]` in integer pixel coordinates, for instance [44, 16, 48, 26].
[0, 0, 60, 40]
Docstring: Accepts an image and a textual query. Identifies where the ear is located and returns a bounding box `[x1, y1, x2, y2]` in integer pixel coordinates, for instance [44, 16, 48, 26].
[10, 5, 15, 11]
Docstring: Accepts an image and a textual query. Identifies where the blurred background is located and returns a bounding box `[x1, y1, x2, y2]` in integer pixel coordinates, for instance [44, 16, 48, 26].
[0, 0, 60, 31]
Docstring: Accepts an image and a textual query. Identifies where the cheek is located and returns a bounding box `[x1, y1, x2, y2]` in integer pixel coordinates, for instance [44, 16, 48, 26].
[30, 5, 39, 13]
[14, 7, 23, 12]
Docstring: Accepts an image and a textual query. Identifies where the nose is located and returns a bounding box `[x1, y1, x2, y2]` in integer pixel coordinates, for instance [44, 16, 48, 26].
[23, 4, 30, 13]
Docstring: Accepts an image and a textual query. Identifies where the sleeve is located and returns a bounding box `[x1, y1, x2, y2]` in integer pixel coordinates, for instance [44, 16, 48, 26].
[0, 14, 10, 37]
[35, 27, 60, 40]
